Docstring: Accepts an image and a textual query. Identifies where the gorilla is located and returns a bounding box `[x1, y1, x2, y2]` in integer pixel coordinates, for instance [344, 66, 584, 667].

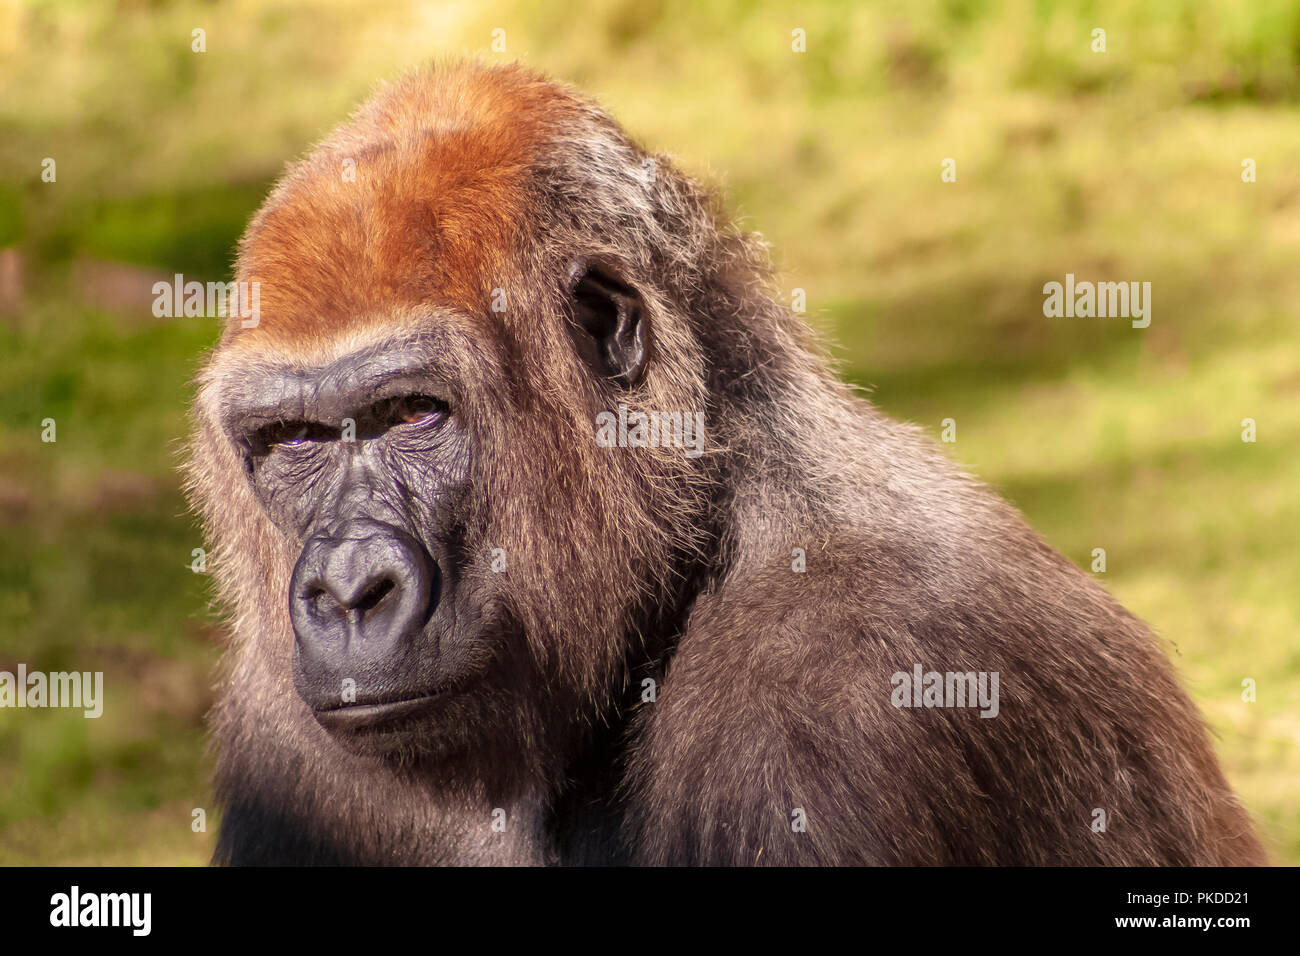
[185, 61, 1265, 865]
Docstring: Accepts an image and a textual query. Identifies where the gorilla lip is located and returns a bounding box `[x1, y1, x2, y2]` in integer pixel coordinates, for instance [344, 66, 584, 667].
[313, 693, 446, 733]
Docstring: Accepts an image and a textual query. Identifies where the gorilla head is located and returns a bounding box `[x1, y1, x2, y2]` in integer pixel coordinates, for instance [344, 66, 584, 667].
[190, 64, 716, 779]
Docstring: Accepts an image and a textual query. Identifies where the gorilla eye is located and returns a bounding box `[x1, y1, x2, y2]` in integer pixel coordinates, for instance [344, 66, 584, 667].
[252, 420, 336, 451]
[389, 394, 447, 426]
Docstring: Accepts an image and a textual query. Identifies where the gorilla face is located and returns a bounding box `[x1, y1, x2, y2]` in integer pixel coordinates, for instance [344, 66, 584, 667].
[215, 262, 650, 756]
[221, 333, 492, 748]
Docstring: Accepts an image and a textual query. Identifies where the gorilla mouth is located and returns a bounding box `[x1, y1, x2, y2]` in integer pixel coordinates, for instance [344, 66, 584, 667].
[313, 693, 447, 734]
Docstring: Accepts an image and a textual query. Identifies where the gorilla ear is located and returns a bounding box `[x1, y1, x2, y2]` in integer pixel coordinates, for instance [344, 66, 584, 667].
[566, 259, 648, 388]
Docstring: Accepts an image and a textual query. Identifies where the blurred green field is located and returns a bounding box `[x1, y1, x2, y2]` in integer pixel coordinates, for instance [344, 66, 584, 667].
[1, 0, 1296, 865]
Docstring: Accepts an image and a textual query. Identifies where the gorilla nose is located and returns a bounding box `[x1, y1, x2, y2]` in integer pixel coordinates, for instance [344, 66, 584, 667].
[288, 519, 438, 707]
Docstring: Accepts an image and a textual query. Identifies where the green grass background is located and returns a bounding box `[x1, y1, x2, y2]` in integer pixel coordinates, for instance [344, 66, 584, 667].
[0, 0, 1296, 864]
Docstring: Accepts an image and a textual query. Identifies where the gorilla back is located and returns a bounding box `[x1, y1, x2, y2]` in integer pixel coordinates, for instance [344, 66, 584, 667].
[185, 61, 1265, 865]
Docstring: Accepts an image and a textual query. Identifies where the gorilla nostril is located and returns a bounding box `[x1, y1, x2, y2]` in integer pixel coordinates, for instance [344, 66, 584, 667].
[353, 578, 395, 614]
[306, 586, 341, 620]
[305, 577, 396, 621]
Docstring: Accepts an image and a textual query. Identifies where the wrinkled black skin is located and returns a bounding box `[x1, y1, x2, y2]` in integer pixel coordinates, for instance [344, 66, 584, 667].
[223, 353, 481, 752]
[219, 266, 645, 759]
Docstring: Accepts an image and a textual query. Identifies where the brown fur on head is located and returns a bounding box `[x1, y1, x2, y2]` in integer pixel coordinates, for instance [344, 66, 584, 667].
[186, 61, 1265, 866]
[187, 62, 735, 856]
